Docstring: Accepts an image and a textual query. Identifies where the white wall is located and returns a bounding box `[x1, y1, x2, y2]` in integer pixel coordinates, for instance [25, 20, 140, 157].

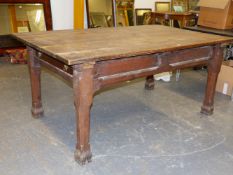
[134, 0, 171, 11]
[50, 0, 74, 30]
[49, 0, 172, 30]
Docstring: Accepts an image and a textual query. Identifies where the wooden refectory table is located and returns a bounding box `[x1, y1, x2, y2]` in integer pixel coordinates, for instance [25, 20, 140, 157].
[12, 25, 233, 165]
[150, 12, 197, 28]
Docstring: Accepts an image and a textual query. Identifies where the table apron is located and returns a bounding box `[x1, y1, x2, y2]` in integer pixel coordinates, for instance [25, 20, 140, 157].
[95, 46, 213, 90]
[39, 53, 73, 82]
[34, 45, 213, 91]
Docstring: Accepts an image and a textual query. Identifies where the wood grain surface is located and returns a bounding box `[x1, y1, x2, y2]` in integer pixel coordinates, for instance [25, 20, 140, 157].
[185, 26, 233, 37]
[12, 25, 233, 65]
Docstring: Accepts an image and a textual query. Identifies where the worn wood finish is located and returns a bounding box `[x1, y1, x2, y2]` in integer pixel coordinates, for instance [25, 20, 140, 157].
[73, 63, 95, 165]
[201, 45, 224, 115]
[94, 46, 212, 90]
[12, 25, 233, 165]
[12, 25, 232, 65]
[185, 26, 233, 37]
[39, 54, 73, 82]
[27, 46, 44, 118]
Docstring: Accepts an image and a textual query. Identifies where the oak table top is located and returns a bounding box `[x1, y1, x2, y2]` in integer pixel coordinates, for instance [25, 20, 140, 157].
[12, 25, 232, 65]
[185, 26, 233, 37]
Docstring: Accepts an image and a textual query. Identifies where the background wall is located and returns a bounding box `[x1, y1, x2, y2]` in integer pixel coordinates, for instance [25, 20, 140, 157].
[50, 0, 74, 30]
[84, 0, 171, 28]
[49, 0, 172, 30]
[135, 0, 171, 11]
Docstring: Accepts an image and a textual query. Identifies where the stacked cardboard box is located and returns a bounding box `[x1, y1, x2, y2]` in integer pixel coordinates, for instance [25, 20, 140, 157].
[198, 0, 233, 29]
[216, 60, 233, 96]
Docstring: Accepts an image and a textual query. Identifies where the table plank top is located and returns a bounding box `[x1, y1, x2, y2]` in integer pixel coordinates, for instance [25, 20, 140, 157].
[12, 25, 233, 65]
[185, 26, 233, 37]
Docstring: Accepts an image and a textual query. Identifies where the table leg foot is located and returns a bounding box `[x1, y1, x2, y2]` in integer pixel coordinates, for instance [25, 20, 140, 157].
[145, 75, 154, 90]
[74, 149, 92, 165]
[201, 105, 214, 116]
[31, 104, 44, 118]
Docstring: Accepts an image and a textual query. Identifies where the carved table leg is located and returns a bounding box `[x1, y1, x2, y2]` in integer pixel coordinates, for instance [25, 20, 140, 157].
[73, 63, 95, 165]
[201, 45, 223, 115]
[27, 47, 44, 118]
[145, 75, 155, 90]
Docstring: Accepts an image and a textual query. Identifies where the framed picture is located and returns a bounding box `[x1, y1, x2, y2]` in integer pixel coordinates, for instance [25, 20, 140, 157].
[27, 10, 46, 32]
[171, 0, 200, 12]
[116, 0, 135, 26]
[0, 0, 52, 31]
[188, 0, 200, 11]
[86, 0, 115, 28]
[171, 0, 188, 12]
[17, 27, 29, 33]
[155, 2, 171, 12]
[135, 8, 152, 25]
[173, 5, 184, 12]
[90, 12, 109, 28]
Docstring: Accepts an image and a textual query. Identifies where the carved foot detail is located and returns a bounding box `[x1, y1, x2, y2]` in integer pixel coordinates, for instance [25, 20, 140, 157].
[31, 106, 44, 118]
[74, 149, 92, 165]
[145, 81, 155, 90]
[201, 105, 214, 116]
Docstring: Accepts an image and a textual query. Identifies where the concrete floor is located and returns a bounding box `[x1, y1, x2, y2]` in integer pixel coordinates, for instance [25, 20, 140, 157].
[1, 62, 233, 175]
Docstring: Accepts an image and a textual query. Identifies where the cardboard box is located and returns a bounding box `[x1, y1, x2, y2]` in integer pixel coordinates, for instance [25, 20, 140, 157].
[198, 0, 233, 29]
[216, 60, 233, 96]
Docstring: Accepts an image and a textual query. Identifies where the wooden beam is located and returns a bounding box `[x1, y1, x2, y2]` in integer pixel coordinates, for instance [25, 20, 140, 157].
[74, 0, 85, 29]
[8, 5, 18, 33]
